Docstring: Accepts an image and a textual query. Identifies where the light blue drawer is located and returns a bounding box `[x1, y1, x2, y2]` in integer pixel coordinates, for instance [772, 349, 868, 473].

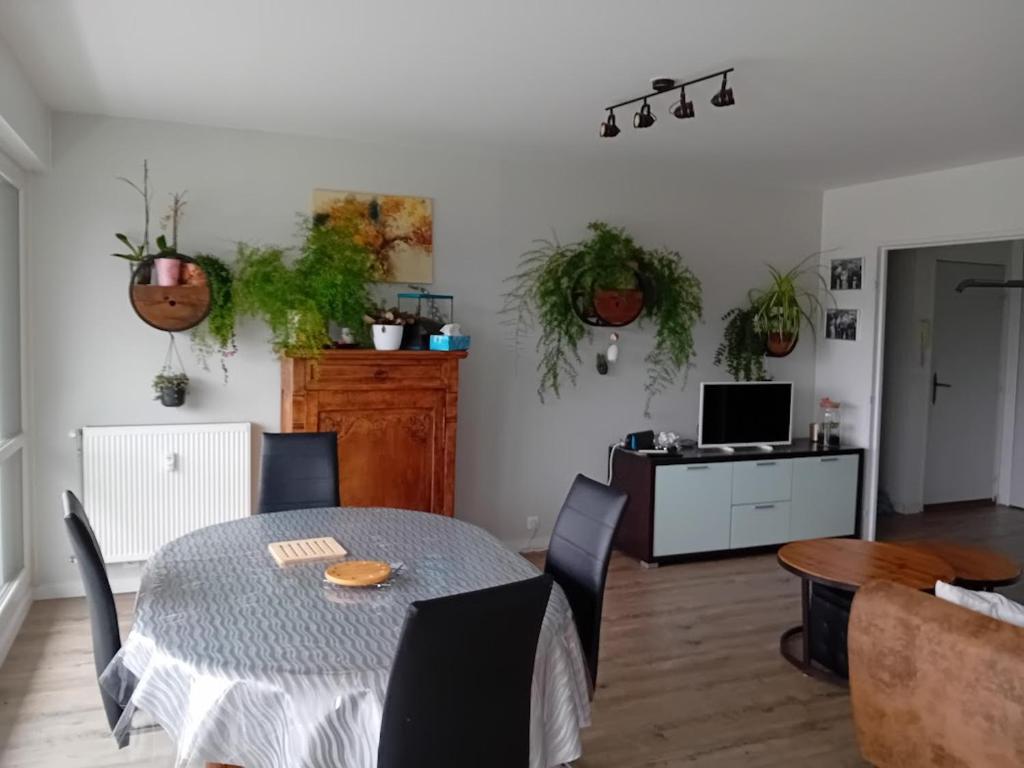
[732, 459, 793, 504]
[653, 463, 733, 556]
[730, 501, 792, 548]
[790, 454, 859, 539]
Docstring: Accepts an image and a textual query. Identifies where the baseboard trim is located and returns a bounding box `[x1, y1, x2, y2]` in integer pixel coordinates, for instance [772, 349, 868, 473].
[923, 498, 996, 512]
[504, 534, 550, 555]
[35, 573, 140, 600]
[0, 572, 32, 666]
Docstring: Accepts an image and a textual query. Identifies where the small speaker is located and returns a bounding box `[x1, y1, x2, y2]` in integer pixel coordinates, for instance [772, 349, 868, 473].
[625, 430, 656, 451]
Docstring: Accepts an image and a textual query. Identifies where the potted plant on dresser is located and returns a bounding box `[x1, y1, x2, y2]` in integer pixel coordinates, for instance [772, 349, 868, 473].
[364, 306, 417, 350]
[233, 215, 377, 357]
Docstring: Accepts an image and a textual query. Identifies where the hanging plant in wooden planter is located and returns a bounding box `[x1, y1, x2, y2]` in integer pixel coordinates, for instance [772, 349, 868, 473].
[715, 253, 834, 375]
[503, 221, 702, 414]
[749, 253, 832, 358]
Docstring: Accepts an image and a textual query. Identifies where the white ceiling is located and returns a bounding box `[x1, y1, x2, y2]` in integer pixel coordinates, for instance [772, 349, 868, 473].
[2, 0, 1024, 189]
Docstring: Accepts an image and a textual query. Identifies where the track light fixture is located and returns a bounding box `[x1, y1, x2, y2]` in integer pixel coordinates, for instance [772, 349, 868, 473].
[710, 72, 734, 107]
[599, 110, 621, 137]
[633, 99, 656, 129]
[670, 86, 695, 119]
[600, 67, 734, 137]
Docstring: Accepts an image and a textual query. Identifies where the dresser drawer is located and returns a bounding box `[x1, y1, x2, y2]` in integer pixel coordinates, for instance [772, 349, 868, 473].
[730, 501, 791, 548]
[732, 459, 793, 504]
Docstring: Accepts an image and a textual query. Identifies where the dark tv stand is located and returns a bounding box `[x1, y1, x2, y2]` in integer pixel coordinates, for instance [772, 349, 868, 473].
[610, 438, 863, 565]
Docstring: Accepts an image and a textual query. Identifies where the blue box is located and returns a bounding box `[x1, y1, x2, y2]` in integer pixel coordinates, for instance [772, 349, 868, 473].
[429, 335, 471, 351]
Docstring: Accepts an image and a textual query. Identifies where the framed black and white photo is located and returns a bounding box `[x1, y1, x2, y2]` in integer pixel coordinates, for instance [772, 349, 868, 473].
[826, 309, 858, 341]
[830, 257, 863, 290]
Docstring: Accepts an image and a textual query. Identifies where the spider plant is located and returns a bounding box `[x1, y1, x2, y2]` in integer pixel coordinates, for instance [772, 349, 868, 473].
[749, 252, 832, 348]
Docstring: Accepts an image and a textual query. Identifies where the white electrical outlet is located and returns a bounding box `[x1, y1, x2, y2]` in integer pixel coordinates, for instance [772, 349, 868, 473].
[526, 516, 539, 532]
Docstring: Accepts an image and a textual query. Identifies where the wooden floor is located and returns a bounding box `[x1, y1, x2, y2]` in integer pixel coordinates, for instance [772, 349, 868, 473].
[3, 504, 1022, 767]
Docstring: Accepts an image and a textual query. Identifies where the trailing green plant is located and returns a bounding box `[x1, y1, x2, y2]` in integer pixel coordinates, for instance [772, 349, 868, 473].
[637, 243, 703, 411]
[714, 306, 768, 381]
[503, 221, 702, 414]
[749, 252, 832, 338]
[189, 254, 237, 379]
[233, 216, 377, 357]
[151, 371, 189, 397]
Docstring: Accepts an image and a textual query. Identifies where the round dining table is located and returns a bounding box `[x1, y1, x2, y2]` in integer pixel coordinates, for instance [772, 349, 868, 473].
[101, 507, 591, 768]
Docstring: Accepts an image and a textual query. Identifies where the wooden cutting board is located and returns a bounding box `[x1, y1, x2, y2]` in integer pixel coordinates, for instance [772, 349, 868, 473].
[324, 560, 392, 587]
[268, 536, 347, 566]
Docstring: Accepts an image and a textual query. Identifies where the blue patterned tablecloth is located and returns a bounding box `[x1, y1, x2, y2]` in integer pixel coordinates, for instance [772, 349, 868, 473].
[102, 507, 590, 768]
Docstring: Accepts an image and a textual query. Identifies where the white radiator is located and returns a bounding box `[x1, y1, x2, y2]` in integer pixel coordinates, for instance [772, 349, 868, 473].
[82, 422, 252, 563]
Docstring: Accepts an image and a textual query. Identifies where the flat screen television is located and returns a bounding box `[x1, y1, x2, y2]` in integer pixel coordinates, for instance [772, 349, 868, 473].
[698, 381, 794, 448]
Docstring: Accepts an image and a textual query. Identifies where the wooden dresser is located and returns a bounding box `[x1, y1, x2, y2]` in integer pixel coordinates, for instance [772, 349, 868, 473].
[281, 350, 468, 517]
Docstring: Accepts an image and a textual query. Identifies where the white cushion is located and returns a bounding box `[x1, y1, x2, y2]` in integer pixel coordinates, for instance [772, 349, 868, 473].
[935, 580, 1024, 628]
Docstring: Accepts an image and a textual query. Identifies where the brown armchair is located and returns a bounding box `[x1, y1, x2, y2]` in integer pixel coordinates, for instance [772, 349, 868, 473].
[848, 580, 1024, 767]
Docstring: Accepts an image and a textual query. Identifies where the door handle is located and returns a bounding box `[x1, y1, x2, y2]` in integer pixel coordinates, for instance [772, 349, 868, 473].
[931, 372, 952, 404]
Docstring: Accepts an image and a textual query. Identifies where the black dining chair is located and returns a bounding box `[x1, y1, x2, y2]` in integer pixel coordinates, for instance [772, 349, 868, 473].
[62, 490, 129, 744]
[544, 474, 628, 691]
[377, 574, 553, 768]
[257, 432, 339, 514]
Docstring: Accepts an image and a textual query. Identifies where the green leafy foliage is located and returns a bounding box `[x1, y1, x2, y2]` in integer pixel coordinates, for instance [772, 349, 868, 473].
[112, 232, 146, 262]
[639, 245, 703, 412]
[151, 371, 189, 395]
[232, 217, 376, 357]
[749, 252, 831, 337]
[714, 306, 768, 381]
[293, 216, 376, 344]
[190, 254, 237, 380]
[503, 221, 703, 414]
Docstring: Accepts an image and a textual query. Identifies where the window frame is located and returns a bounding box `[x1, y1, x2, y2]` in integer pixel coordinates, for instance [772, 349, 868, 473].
[0, 148, 30, 602]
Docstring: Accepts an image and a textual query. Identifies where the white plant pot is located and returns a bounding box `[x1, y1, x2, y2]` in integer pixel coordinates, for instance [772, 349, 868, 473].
[372, 324, 404, 351]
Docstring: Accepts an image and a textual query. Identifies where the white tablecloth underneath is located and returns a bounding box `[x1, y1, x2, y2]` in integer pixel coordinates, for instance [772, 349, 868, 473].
[102, 507, 590, 768]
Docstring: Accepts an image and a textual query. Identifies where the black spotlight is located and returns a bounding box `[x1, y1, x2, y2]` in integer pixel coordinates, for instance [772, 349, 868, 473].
[633, 99, 656, 128]
[599, 110, 621, 137]
[671, 86, 695, 119]
[711, 73, 735, 107]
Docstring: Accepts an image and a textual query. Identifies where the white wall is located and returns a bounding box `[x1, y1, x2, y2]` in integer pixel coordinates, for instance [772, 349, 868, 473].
[27, 112, 823, 596]
[818, 155, 1024, 538]
[879, 242, 1016, 514]
[0, 34, 49, 170]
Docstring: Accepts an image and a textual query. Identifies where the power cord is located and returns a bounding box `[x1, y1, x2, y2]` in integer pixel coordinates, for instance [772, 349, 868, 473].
[607, 440, 625, 483]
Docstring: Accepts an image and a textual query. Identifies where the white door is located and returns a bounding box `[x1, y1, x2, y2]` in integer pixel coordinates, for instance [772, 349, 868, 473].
[924, 261, 1005, 505]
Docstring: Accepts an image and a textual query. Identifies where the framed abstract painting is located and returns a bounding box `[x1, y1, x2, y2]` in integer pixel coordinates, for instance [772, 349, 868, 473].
[312, 188, 433, 283]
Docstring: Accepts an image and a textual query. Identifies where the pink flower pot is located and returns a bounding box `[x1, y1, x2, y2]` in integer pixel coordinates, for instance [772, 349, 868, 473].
[154, 257, 182, 286]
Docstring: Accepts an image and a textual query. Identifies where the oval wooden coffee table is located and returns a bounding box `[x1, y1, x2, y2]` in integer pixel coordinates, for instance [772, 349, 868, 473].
[777, 538, 956, 683]
[895, 539, 1022, 590]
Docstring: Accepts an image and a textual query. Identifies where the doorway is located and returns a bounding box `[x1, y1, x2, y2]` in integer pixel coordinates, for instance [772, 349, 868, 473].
[878, 240, 1023, 514]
